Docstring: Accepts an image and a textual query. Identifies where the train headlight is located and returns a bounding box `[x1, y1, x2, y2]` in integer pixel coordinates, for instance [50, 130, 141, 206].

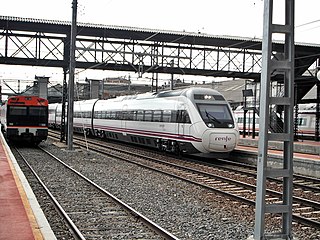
[206, 123, 214, 128]
[228, 124, 234, 128]
[39, 123, 46, 126]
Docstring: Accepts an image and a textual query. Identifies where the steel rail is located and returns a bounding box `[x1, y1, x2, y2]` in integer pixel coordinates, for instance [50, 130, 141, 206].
[48, 131, 320, 229]
[14, 147, 86, 240]
[39, 146, 180, 240]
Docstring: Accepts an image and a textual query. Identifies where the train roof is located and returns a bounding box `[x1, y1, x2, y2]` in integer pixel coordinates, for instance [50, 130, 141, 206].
[6, 95, 48, 106]
[108, 87, 225, 102]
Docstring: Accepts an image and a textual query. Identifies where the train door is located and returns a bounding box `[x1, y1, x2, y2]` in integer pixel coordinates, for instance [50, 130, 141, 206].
[177, 104, 190, 137]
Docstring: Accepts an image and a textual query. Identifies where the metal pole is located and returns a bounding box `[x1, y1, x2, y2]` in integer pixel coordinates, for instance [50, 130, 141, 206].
[67, 0, 77, 150]
[252, 82, 257, 139]
[61, 68, 67, 142]
[254, 0, 295, 238]
[170, 60, 174, 90]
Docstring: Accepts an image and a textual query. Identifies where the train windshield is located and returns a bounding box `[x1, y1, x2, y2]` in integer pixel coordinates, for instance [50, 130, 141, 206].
[197, 103, 234, 128]
[9, 106, 27, 115]
[29, 106, 47, 116]
[7, 106, 48, 126]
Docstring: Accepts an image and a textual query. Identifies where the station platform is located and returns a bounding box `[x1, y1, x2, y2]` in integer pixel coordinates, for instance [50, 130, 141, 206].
[0, 133, 56, 240]
[231, 135, 320, 177]
[238, 135, 320, 156]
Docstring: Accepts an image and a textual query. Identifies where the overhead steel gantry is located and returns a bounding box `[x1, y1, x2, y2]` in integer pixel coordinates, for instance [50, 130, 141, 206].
[0, 16, 319, 102]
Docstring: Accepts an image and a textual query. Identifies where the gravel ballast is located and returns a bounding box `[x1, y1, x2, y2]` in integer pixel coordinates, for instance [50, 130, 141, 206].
[15, 138, 320, 239]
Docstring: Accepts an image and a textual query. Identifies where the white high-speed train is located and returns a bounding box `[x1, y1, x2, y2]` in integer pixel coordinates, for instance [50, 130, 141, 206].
[49, 87, 239, 157]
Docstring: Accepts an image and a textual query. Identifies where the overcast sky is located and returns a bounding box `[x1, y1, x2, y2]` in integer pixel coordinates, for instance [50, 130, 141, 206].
[1, 0, 320, 92]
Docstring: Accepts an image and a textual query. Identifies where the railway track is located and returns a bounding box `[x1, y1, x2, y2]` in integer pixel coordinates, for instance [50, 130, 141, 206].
[13, 145, 179, 240]
[49, 130, 320, 230]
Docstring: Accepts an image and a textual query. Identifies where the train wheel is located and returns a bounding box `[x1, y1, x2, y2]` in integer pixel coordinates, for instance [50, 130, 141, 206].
[100, 131, 106, 139]
[85, 129, 91, 136]
[172, 142, 181, 156]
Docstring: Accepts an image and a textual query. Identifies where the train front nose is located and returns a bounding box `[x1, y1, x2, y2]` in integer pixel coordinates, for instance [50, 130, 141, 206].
[202, 130, 238, 152]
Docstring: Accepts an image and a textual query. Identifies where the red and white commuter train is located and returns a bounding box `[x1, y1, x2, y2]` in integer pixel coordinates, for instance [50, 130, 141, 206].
[0, 95, 48, 144]
[49, 87, 239, 157]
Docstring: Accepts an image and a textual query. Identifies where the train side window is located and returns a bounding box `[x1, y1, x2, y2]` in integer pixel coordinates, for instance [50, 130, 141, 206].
[127, 111, 134, 121]
[297, 117, 307, 126]
[162, 110, 172, 122]
[116, 111, 123, 120]
[171, 110, 178, 123]
[144, 110, 153, 122]
[176, 110, 191, 123]
[136, 110, 144, 121]
[153, 110, 162, 122]
[183, 111, 191, 123]
[177, 110, 191, 123]
[110, 111, 116, 119]
[133, 111, 137, 121]
[122, 111, 132, 120]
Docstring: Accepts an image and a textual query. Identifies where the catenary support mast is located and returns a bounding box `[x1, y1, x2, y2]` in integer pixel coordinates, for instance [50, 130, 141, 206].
[67, 0, 77, 150]
[254, 0, 295, 239]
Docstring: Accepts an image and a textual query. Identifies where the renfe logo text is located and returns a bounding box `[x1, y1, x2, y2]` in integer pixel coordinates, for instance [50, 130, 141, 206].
[215, 136, 232, 142]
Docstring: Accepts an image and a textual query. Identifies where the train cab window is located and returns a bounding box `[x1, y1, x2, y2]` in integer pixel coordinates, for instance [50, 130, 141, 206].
[197, 103, 234, 128]
[9, 106, 27, 115]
